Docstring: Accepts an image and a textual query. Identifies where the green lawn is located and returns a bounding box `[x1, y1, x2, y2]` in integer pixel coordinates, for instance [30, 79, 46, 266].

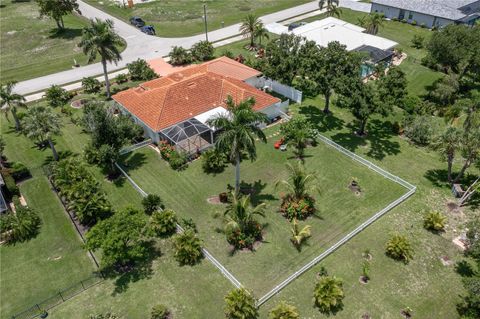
[118, 125, 407, 296]
[0, 0, 125, 83]
[83, 0, 311, 37]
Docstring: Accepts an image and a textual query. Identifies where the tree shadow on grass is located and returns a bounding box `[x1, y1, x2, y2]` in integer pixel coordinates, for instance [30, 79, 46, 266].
[424, 169, 478, 189]
[299, 105, 345, 132]
[455, 260, 475, 277]
[48, 27, 82, 40]
[239, 179, 277, 206]
[42, 150, 75, 166]
[120, 152, 147, 172]
[106, 241, 158, 296]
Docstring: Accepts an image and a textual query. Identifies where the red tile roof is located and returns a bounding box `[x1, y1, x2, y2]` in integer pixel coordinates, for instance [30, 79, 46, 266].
[113, 65, 279, 132]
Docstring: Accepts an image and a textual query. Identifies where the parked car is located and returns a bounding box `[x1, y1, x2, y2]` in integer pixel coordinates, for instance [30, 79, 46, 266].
[129, 16, 145, 28]
[141, 25, 156, 35]
[288, 22, 307, 31]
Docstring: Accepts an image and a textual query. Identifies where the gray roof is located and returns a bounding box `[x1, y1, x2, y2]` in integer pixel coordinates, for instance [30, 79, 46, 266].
[372, 0, 480, 20]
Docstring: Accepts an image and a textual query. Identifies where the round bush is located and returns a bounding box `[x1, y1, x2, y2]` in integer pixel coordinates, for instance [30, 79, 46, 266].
[150, 209, 177, 237]
[173, 230, 203, 266]
[385, 234, 414, 263]
[423, 211, 446, 231]
[279, 195, 315, 220]
[151, 304, 170, 319]
[225, 221, 262, 250]
[202, 149, 228, 174]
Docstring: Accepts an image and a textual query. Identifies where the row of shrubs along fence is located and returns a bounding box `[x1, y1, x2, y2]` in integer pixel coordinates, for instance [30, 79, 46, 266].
[11, 274, 104, 319]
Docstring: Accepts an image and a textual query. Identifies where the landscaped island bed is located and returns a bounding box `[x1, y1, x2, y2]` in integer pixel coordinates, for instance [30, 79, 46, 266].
[119, 128, 407, 296]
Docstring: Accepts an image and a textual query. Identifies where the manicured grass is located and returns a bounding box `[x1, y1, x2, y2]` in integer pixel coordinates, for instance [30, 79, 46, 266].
[0, 0, 125, 82]
[0, 176, 95, 318]
[119, 126, 406, 296]
[83, 0, 311, 37]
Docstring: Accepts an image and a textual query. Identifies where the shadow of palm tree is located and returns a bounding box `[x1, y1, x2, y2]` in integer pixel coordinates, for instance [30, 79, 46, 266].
[239, 179, 277, 206]
[120, 152, 148, 172]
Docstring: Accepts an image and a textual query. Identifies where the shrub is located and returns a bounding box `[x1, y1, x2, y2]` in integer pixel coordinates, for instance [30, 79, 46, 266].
[403, 115, 434, 145]
[420, 22, 426, 28]
[151, 304, 170, 319]
[2, 173, 19, 198]
[269, 301, 299, 319]
[222, 49, 235, 59]
[159, 140, 175, 160]
[411, 20, 417, 26]
[385, 234, 414, 263]
[169, 151, 188, 170]
[202, 148, 228, 174]
[115, 73, 128, 84]
[81, 77, 102, 94]
[0, 206, 41, 244]
[225, 219, 262, 250]
[224, 288, 258, 319]
[423, 211, 446, 231]
[411, 34, 424, 49]
[313, 276, 344, 314]
[181, 217, 197, 233]
[169, 46, 193, 65]
[191, 40, 215, 61]
[45, 85, 70, 109]
[173, 229, 203, 266]
[127, 59, 157, 81]
[280, 195, 316, 220]
[142, 194, 163, 215]
[150, 209, 177, 237]
[401, 18, 407, 23]
[11, 162, 30, 181]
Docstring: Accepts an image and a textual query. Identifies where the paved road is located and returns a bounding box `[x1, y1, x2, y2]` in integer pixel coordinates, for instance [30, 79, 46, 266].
[14, 0, 370, 95]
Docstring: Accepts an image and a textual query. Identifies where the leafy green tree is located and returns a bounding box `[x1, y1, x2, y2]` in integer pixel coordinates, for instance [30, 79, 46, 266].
[377, 66, 407, 109]
[290, 218, 311, 250]
[313, 275, 344, 314]
[45, 85, 70, 111]
[201, 148, 228, 174]
[150, 304, 170, 319]
[319, 0, 341, 18]
[224, 192, 265, 249]
[454, 127, 480, 183]
[169, 46, 192, 66]
[79, 18, 123, 98]
[404, 115, 435, 146]
[127, 59, 157, 81]
[22, 106, 63, 161]
[385, 234, 414, 263]
[173, 229, 203, 266]
[280, 117, 316, 159]
[207, 96, 267, 193]
[358, 13, 384, 35]
[142, 194, 163, 215]
[268, 301, 299, 319]
[263, 34, 304, 85]
[423, 211, 447, 231]
[191, 41, 215, 61]
[240, 14, 261, 48]
[1, 81, 26, 131]
[81, 77, 102, 94]
[85, 208, 149, 269]
[224, 288, 258, 319]
[0, 206, 41, 244]
[35, 0, 80, 30]
[150, 209, 177, 237]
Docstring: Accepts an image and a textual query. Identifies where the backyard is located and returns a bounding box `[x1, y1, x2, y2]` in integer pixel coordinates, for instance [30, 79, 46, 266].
[83, 0, 311, 37]
[0, 0, 125, 83]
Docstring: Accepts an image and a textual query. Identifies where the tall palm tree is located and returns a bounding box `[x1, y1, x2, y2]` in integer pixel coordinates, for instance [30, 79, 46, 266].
[275, 161, 318, 202]
[79, 18, 123, 98]
[254, 22, 269, 46]
[432, 126, 462, 183]
[359, 13, 384, 35]
[0, 81, 26, 131]
[319, 0, 341, 17]
[224, 192, 265, 236]
[22, 105, 63, 161]
[240, 14, 261, 48]
[207, 95, 268, 193]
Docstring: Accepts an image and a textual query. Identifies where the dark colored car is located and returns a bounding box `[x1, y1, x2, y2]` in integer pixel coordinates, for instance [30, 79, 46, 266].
[129, 16, 145, 28]
[141, 25, 156, 35]
[288, 22, 307, 31]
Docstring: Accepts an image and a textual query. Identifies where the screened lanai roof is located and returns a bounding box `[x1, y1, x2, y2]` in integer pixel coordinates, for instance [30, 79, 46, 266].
[161, 118, 211, 143]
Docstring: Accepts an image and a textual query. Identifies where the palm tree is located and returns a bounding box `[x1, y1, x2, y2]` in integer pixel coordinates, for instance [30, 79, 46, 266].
[173, 229, 203, 266]
[313, 275, 344, 314]
[22, 105, 63, 161]
[0, 81, 26, 131]
[224, 288, 258, 319]
[254, 22, 269, 46]
[240, 14, 261, 48]
[432, 126, 462, 183]
[359, 13, 384, 35]
[290, 218, 311, 250]
[224, 192, 265, 236]
[207, 95, 268, 193]
[268, 301, 299, 319]
[319, 0, 341, 17]
[275, 161, 318, 202]
[79, 18, 123, 98]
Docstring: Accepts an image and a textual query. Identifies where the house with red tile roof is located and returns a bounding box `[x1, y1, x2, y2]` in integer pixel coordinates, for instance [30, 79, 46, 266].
[113, 57, 286, 154]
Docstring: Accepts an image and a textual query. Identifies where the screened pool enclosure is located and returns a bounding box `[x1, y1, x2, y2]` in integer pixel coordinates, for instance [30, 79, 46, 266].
[159, 118, 214, 155]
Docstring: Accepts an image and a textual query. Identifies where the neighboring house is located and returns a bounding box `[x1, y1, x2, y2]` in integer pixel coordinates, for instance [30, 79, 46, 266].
[0, 174, 8, 214]
[113, 57, 284, 154]
[266, 17, 398, 78]
[371, 0, 480, 28]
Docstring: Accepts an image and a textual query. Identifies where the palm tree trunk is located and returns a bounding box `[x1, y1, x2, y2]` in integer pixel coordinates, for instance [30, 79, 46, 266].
[358, 119, 367, 136]
[323, 91, 331, 113]
[453, 158, 472, 184]
[48, 138, 59, 161]
[11, 107, 21, 131]
[447, 154, 454, 183]
[102, 58, 111, 98]
[250, 32, 255, 48]
[235, 152, 241, 194]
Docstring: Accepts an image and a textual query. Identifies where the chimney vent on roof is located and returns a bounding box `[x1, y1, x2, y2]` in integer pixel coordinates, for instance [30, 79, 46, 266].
[187, 82, 197, 88]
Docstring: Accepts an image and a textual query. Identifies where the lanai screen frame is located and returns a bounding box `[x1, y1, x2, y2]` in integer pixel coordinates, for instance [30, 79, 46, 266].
[159, 118, 213, 154]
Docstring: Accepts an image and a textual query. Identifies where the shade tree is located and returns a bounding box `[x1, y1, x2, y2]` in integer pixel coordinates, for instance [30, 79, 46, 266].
[279, 116, 316, 159]
[35, 0, 80, 30]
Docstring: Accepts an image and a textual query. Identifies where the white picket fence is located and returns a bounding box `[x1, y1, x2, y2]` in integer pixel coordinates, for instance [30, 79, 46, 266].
[258, 77, 303, 103]
[119, 139, 152, 155]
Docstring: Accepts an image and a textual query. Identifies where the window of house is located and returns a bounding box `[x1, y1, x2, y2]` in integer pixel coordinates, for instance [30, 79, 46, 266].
[408, 12, 413, 19]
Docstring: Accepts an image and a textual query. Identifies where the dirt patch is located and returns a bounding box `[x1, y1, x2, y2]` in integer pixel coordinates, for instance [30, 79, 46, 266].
[207, 196, 223, 205]
[453, 235, 467, 251]
[446, 201, 462, 213]
[359, 276, 369, 284]
[71, 98, 89, 109]
[348, 184, 362, 196]
[6, 30, 17, 35]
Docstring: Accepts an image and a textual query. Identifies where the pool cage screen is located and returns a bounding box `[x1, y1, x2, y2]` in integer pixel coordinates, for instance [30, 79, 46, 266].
[160, 118, 213, 155]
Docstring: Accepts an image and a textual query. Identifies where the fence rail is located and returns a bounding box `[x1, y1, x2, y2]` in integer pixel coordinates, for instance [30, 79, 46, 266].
[119, 139, 152, 155]
[11, 274, 103, 319]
